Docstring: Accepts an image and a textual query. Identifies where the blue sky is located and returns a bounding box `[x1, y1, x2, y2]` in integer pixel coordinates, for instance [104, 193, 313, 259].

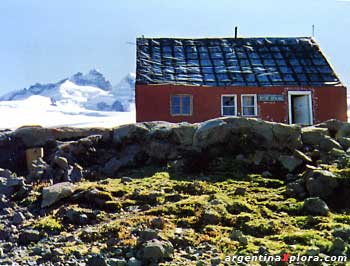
[0, 0, 349, 93]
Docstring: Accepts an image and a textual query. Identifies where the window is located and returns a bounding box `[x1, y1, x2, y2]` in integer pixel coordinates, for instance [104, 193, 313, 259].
[170, 95, 193, 116]
[221, 95, 237, 116]
[241, 94, 257, 116]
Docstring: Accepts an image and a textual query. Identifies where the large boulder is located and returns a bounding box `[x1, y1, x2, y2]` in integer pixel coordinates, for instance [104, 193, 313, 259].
[13, 126, 111, 147]
[112, 123, 149, 144]
[304, 170, 338, 199]
[303, 197, 329, 216]
[278, 155, 303, 172]
[41, 182, 76, 208]
[271, 123, 302, 150]
[141, 239, 174, 261]
[301, 127, 330, 147]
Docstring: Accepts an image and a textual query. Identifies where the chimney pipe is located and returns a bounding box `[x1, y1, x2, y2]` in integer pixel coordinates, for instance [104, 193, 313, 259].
[235, 26, 238, 39]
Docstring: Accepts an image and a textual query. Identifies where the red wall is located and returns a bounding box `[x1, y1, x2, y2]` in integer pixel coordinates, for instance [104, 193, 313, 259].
[135, 84, 347, 124]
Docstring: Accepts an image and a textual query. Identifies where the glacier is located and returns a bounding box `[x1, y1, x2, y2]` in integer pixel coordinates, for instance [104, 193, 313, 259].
[0, 70, 136, 129]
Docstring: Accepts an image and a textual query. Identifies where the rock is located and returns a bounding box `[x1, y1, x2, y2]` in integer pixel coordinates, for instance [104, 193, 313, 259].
[151, 217, 165, 229]
[278, 155, 303, 172]
[230, 230, 248, 246]
[337, 137, 350, 150]
[303, 197, 329, 216]
[336, 123, 350, 139]
[211, 257, 221, 266]
[286, 179, 306, 199]
[306, 247, 320, 256]
[108, 258, 127, 266]
[293, 150, 313, 164]
[102, 145, 140, 176]
[142, 239, 174, 260]
[87, 254, 108, 266]
[139, 229, 159, 242]
[301, 127, 329, 146]
[262, 171, 272, 178]
[65, 209, 90, 225]
[271, 122, 302, 150]
[127, 257, 142, 266]
[0, 247, 3, 257]
[331, 237, 346, 252]
[41, 182, 76, 208]
[121, 176, 133, 183]
[12, 212, 25, 225]
[113, 123, 149, 144]
[304, 170, 338, 199]
[319, 138, 342, 152]
[333, 227, 350, 241]
[18, 229, 42, 245]
[0, 168, 13, 178]
[54, 156, 69, 170]
[70, 163, 84, 182]
[234, 187, 246, 196]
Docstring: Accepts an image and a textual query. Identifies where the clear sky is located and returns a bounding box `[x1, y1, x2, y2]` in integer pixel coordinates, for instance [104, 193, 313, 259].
[0, 0, 349, 93]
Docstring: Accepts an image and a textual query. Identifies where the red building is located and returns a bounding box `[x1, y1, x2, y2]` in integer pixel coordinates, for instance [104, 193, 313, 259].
[136, 37, 347, 125]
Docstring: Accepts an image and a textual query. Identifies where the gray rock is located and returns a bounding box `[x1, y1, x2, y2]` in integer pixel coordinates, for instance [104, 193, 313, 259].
[234, 187, 246, 196]
[0, 168, 13, 178]
[301, 127, 329, 146]
[151, 217, 165, 229]
[304, 170, 338, 199]
[319, 137, 342, 152]
[54, 157, 69, 170]
[211, 257, 221, 266]
[142, 239, 174, 260]
[87, 254, 107, 266]
[127, 257, 142, 266]
[278, 155, 303, 172]
[303, 197, 329, 216]
[139, 229, 159, 242]
[41, 182, 76, 208]
[331, 237, 346, 252]
[336, 123, 350, 139]
[121, 176, 133, 183]
[230, 230, 248, 245]
[293, 150, 313, 164]
[70, 163, 84, 182]
[108, 258, 127, 266]
[12, 212, 25, 225]
[271, 122, 302, 150]
[337, 137, 350, 150]
[113, 123, 149, 144]
[18, 229, 42, 245]
[286, 179, 306, 199]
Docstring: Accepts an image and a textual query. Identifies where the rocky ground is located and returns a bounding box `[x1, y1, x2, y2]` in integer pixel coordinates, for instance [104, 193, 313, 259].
[1, 118, 350, 265]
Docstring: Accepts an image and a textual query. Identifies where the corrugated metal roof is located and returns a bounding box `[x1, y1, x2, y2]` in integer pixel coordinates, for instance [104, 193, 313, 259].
[136, 37, 342, 87]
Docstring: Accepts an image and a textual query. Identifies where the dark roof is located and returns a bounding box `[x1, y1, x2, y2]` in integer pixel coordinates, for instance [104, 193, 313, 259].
[136, 37, 342, 87]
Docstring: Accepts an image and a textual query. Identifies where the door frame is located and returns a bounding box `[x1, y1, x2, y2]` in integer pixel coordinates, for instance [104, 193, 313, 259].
[288, 91, 313, 125]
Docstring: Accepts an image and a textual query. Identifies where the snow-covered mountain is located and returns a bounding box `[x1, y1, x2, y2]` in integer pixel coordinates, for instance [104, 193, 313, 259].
[0, 69, 135, 112]
[0, 70, 136, 129]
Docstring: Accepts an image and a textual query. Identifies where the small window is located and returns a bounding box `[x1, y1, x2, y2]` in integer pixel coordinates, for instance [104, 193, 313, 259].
[170, 95, 193, 116]
[221, 95, 237, 116]
[241, 94, 257, 116]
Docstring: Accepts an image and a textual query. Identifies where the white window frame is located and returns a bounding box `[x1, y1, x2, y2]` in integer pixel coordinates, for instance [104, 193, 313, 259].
[221, 94, 237, 116]
[241, 94, 258, 117]
[287, 91, 313, 125]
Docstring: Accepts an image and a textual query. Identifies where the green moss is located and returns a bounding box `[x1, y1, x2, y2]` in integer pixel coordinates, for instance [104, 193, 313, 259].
[33, 216, 63, 233]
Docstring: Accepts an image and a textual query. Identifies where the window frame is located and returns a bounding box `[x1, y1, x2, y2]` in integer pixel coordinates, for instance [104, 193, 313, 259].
[170, 94, 193, 116]
[241, 94, 258, 117]
[221, 94, 238, 116]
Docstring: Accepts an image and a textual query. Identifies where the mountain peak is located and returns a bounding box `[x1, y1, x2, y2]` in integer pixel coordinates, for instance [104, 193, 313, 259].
[69, 69, 112, 91]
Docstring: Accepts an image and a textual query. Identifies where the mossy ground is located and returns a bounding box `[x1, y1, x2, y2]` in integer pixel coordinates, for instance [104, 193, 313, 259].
[25, 164, 350, 265]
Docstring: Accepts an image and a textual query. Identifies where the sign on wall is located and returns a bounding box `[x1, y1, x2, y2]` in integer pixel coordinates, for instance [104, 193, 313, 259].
[258, 94, 284, 102]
